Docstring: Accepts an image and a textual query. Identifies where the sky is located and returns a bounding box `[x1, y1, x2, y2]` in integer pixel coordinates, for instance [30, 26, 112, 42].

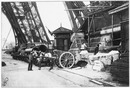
[1, 1, 89, 48]
[37, 2, 72, 40]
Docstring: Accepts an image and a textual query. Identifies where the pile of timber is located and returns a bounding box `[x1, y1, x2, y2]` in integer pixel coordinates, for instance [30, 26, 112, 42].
[109, 52, 129, 84]
[12, 53, 29, 63]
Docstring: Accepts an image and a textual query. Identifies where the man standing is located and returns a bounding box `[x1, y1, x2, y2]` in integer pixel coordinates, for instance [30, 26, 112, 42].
[38, 51, 45, 70]
[37, 45, 48, 70]
[94, 44, 100, 55]
[28, 52, 34, 71]
[28, 47, 39, 71]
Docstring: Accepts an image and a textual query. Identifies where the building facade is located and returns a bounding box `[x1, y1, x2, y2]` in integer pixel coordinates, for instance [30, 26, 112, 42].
[52, 27, 73, 51]
[80, 2, 129, 52]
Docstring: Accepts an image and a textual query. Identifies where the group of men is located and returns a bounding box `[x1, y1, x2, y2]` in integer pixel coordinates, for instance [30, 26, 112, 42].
[28, 42, 100, 71]
[28, 45, 54, 71]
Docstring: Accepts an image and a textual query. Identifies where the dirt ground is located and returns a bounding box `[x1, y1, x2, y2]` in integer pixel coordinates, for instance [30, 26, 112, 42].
[1, 52, 126, 87]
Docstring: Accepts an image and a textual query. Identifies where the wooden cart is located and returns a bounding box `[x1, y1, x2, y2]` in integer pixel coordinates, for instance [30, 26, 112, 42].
[53, 33, 120, 69]
[53, 33, 91, 68]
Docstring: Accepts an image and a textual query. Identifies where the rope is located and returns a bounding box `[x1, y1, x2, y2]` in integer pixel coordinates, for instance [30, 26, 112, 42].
[2, 28, 12, 49]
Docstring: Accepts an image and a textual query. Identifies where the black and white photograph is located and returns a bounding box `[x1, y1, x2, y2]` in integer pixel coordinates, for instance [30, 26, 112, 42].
[1, 1, 129, 87]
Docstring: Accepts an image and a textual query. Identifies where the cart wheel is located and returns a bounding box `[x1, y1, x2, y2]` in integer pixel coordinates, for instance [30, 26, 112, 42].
[59, 52, 75, 68]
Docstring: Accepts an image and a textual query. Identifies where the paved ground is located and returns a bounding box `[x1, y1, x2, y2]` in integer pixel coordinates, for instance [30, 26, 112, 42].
[1, 52, 126, 88]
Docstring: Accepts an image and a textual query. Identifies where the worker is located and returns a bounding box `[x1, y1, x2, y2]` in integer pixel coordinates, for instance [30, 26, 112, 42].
[45, 49, 53, 71]
[37, 51, 45, 70]
[28, 49, 37, 71]
[43, 49, 53, 71]
[28, 47, 39, 71]
[28, 52, 33, 71]
[94, 44, 100, 55]
[81, 42, 87, 50]
[37, 45, 48, 70]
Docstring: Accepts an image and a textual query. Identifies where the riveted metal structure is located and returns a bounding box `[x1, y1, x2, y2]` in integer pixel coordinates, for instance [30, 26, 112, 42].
[64, 1, 86, 32]
[2, 2, 50, 46]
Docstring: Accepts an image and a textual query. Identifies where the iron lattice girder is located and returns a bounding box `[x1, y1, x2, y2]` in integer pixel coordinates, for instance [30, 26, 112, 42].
[64, 1, 86, 32]
[2, 2, 50, 45]
[2, 2, 27, 45]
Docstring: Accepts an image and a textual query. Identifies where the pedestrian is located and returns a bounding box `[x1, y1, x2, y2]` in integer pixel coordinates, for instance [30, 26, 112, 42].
[45, 50, 53, 71]
[38, 51, 45, 70]
[28, 47, 39, 71]
[28, 51, 34, 71]
[94, 44, 100, 55]
[43, 49, 54, 71]
[37, 45, 48, 70]
[49, 57, 55, 71]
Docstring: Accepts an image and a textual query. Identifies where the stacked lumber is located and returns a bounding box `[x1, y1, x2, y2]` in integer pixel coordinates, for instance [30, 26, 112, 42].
[109, 52, 129, 84]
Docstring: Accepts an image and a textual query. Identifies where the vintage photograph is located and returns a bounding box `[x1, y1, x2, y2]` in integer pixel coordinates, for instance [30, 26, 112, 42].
[1, 1, 129, 87]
